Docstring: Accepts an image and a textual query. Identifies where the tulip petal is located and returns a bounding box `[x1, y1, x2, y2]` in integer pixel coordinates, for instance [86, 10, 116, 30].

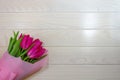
[26, 37, 33, 49]
[20, 35, 27, 49]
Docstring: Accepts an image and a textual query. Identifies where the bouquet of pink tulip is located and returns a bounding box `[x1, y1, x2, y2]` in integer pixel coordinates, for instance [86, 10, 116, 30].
[8, 31, 47, 63]
[0, 31, 48, 80]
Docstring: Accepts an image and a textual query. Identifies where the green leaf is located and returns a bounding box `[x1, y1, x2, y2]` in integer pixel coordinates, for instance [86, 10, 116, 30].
[9, 31, 20, 56]
[10, 38, 22, 56]
[15, 48, 21, 57]
[8, 31, 19, 54]
[8, 37, 14, 54]
[14, 31, 19, 40]
[8, 37, 12, 53]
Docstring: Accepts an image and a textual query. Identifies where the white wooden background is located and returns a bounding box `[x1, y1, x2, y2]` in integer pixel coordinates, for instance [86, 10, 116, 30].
[0, 0, 120, 80]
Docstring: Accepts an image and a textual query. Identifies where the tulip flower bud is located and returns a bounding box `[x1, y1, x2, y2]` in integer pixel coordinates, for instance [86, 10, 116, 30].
[20, 34, 33, 50]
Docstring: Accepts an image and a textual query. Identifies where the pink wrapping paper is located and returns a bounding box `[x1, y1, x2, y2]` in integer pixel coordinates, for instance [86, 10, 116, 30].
[0, 52, 48, 80]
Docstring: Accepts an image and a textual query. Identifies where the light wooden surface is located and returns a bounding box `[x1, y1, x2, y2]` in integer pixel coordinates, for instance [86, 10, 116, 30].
[0, 0, 119, 12]
[0, 0, 120, 80]
[0, 13, 120, 29]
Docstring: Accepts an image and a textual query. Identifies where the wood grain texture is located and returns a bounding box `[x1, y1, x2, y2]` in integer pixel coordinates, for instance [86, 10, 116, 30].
[50, 0, 120, 12]
[25, 65, 120, 80]
[0, 0, 119, 12]
[0, 13, 120, 29]
[0, 30, 120, 47]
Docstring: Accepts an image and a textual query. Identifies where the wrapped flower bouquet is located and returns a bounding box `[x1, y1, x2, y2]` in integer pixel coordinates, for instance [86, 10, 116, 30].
[0, 31, 48, 80]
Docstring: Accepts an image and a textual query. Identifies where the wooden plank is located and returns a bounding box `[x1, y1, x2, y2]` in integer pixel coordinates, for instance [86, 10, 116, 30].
[0, 30, 120, 47]
[49, 47, 120, 65]
[25, 65, 120, 80]
[0, 0, 52, 12]
[1, 47, 120, 65]
[0, 0, 119, 12]
[0, 13, 120, 29]
[50, 0, 120, 12]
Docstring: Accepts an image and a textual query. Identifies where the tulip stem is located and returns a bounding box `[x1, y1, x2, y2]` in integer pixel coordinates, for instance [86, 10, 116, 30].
[30, 59, 33, 63]
[24, 56, 29, 61]
[21, 49, 24, 53]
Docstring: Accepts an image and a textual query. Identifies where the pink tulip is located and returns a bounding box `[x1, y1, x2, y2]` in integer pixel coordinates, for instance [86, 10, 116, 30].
[27, 39, 46, 59]
[20, 34, 33, 50]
